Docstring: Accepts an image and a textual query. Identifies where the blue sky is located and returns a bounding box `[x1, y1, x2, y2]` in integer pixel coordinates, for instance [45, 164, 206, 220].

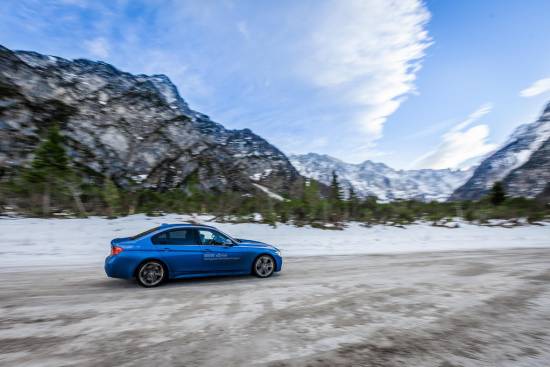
[1, 0, 550, 169]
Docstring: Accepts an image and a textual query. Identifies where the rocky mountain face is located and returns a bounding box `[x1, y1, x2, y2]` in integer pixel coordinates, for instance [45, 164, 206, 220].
[290, 153, 472, 201]
[450, 102, 550, 200]
[502, 132, 550, 198]
[535, 182, 550, 204]
[0, 45, 301, 196]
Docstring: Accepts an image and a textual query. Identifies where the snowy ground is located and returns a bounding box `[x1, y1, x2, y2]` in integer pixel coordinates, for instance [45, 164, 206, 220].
[0, 214, 549, 268]
[2, 249, 550, 366]
[2, 215, 550, 366]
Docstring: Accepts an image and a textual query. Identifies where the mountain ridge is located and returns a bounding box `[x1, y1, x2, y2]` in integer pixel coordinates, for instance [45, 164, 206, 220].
[450, 102, 550, 200]
[0, 45, 302, 196]
[2, 44, 547, 203]
[290, 153, 473, 201]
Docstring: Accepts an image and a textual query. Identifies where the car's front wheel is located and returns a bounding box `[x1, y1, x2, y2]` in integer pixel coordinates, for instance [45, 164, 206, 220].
[253, 255, 275, 278]
[137, 261, 166, 287]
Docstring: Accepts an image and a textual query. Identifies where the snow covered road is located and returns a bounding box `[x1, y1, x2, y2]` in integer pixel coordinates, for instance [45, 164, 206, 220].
[2, 249, 550, 366]
[2, 216, 550, 366]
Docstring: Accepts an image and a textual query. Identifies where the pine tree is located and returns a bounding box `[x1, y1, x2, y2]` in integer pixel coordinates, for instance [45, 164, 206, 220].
[302, 179, 321, 221]
[103, 177, 121, 217]
[261, 199, 277, 227]
[489, 181, 506, 206]
[329, 171, 342, 202]
[23, 126, 69, 216]
[64, 170, 87, 217]
[329, 171, 343, 222]
[347, 186, 359, 219]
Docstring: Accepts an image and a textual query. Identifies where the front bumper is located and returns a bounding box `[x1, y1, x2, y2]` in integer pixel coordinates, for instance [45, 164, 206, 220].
[274, 254, 283, 272]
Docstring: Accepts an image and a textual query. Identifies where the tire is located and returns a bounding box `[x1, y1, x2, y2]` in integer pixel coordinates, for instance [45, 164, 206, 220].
[136, 260, 166, 287]
[253, 255, 275, 278]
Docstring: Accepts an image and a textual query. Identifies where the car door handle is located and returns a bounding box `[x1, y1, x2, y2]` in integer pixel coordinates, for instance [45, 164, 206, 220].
[202, 248, 212, 252]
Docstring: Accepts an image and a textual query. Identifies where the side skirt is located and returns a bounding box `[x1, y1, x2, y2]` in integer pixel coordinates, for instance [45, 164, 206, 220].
[171, 271, 251, 280]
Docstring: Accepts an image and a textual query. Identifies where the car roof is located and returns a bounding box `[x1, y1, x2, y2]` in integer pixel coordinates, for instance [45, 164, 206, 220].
[159, 223, 217, 230]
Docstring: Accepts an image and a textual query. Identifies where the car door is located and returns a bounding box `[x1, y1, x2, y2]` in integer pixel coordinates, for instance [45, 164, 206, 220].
[153, 228, 204, 275]
[197, 229, 248, 273]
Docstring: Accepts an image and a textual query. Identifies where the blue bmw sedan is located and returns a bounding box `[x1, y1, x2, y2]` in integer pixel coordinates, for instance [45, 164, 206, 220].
[105, 224, 283, 287]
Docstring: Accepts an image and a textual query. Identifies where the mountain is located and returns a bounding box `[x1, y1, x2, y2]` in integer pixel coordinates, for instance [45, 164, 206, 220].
[536, 182, 550, 205]
[290, 153, 472, 201]
[0, 45, 302, 196]
[450, 102, 550, 200]
[502, 131, 550, 197]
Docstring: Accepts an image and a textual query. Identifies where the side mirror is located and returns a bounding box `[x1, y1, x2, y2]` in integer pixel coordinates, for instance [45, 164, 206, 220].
[223, 239, 234, 246]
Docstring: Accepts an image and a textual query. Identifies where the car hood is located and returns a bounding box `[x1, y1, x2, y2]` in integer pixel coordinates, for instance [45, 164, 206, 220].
[236, 239, 279, 251]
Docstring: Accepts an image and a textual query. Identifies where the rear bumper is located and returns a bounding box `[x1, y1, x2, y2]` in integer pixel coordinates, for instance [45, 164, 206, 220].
[104, 255, 135, 279]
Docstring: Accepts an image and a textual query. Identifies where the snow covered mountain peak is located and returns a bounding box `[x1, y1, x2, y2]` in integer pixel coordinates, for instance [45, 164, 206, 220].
[290, 153, 473, 201]
[451, 102, 550, 200]
[542, 101, 550, 118]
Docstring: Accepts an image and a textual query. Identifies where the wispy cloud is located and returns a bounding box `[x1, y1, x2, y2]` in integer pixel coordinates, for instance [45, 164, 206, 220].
[0, 0, 433, 165]
[236, 21, 250, 40]
[137, 49, 210, 97]
[450, 103, 493, 132]
[412, 103, 496, 169]
[303, 0, 432, 140]
[403, 103, 493, 142]
[84, 37, 109, 58]
[520, 77, 550, 97]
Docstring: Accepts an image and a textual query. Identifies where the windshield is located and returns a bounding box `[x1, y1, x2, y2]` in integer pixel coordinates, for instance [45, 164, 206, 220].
[130, 226, 160, 240]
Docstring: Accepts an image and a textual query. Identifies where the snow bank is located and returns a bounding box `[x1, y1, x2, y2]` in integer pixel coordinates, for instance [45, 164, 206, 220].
[1, 214, 549, 268]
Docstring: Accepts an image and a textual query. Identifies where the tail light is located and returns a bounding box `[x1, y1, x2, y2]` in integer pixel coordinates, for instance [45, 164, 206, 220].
[111, 246, 123, 256]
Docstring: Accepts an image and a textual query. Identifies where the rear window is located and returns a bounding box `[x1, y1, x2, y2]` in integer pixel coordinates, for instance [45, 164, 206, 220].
[130, 226, 160, 240]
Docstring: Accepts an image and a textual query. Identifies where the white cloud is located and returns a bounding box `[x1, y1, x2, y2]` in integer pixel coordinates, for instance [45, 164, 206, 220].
[18, 0, 433, 165]
[412, 104, 497, 169]
[304, 0, 432, 140]
[57, 0, 90, 6]
[520, 77, 550, 97]
[451, 103, 493, 132]
[137, 49, 210, 97]
[237, 21, 250, 40]
[84, 37, 110, 59]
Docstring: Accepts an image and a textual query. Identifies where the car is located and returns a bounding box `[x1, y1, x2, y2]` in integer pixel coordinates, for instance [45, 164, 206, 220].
[104, 223, 283, 287]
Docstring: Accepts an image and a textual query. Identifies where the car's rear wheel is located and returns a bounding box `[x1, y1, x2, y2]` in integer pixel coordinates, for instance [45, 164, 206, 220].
[253, 255, 275, 278]
[137, 261, 166, 287]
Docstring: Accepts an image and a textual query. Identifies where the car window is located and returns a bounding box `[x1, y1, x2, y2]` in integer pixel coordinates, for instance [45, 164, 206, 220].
[130, 226, 160, 240]
[169, 229, 193, 243]
[154, 232, 168, 242]
[198, 229, 231, 246]
[152, 228, 197, 245]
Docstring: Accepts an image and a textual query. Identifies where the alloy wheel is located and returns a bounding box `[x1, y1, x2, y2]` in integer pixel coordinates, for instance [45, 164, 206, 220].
[138, 262, 165, 287]
[254, 255, 274, 278]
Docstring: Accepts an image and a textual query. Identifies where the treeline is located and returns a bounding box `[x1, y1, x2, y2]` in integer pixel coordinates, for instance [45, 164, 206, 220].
[1, 126, 548, 226]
